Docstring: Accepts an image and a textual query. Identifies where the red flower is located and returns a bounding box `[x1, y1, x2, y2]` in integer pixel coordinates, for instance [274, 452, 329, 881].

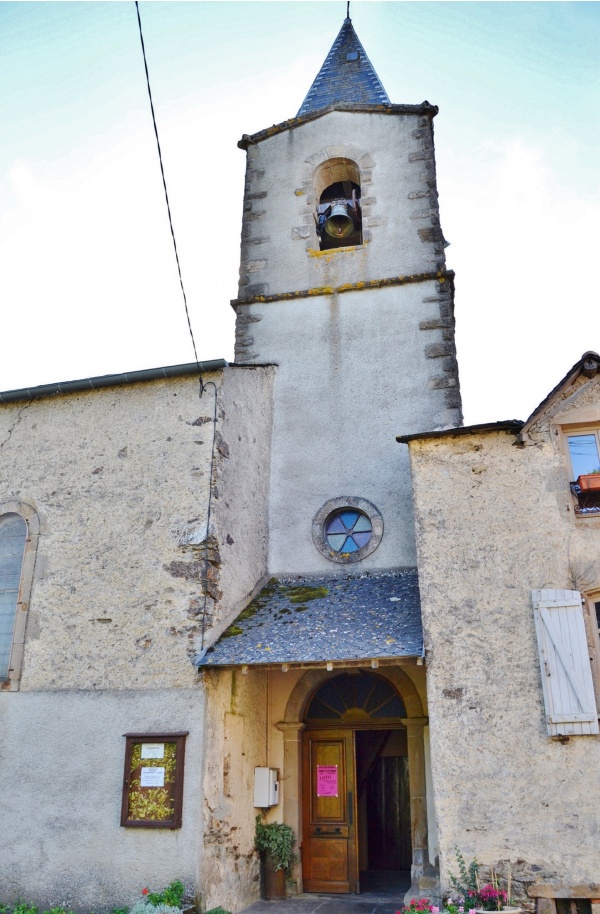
[142, 889, 149, 896]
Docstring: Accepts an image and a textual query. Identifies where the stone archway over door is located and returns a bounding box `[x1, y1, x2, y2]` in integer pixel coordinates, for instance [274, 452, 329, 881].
[277, 667, 429, 895]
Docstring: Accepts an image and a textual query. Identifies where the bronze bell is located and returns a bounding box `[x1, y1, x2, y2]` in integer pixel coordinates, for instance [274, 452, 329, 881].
[323, 202, 355, 238]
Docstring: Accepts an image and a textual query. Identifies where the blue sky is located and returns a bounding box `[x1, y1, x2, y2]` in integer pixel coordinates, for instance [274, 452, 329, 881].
[1, 1, 599, 423]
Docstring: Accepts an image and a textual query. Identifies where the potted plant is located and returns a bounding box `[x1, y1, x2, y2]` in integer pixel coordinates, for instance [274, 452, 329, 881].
[446, 850, 521, 914]
[254, 814, 297, 900]
[577, 469, 600, 491]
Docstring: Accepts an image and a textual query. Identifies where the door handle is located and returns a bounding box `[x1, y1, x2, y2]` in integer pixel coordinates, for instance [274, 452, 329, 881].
[347, 790, 353, 825]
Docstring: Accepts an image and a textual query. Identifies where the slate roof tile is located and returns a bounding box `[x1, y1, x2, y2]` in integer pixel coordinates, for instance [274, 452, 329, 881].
[197, 570, 422, 667]
[297, 18, 390, 117]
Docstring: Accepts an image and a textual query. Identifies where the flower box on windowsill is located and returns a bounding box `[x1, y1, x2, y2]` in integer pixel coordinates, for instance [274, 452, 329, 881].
[577, 474, 600, 491]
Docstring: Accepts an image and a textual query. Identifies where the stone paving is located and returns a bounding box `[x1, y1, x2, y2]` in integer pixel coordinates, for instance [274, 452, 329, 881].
[242, 895, 404, 914]
[241, 874, 410, 914]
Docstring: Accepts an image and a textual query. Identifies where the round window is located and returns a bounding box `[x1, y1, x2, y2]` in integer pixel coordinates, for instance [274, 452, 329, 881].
[312, 496, 383, 564]
[325, 509, 372, 554]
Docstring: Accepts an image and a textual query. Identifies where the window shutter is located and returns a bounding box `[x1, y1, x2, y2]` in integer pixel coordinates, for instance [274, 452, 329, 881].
[532, 589, 599, 736]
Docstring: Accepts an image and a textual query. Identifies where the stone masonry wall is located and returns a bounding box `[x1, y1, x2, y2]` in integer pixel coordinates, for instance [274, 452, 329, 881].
[0, 368, 272, 690]
[200, 667, 268, 912]
[0, 367, 272, 909]
[237, 109, 446, 301]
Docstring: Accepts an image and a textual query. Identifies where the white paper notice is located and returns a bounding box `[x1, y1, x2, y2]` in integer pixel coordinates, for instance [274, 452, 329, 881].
[141, 743, 165, 759]
[140, 767, 165, 787]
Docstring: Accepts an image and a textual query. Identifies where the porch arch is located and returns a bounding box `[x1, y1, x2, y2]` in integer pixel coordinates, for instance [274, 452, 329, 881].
[284, 666, 424, 722]
[277, 666, 429, 894]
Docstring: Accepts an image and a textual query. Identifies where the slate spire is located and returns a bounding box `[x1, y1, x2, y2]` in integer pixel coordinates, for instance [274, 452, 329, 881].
[297, 17, 390, 118]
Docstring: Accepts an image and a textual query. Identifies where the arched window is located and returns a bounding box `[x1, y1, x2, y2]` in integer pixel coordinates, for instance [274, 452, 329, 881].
[0, 501, 39, 690]
[314, 158, 362, 251]
[0, 513, 27, 681]
[305, 671, 406, 725]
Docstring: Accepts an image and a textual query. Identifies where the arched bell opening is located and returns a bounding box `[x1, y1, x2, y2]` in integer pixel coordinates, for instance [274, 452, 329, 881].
[313, 158, 363, 251]
[300, 671, 414, 895]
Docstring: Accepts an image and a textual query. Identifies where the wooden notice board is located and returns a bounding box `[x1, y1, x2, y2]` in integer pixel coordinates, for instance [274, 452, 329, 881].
[121, 732, 187, 829]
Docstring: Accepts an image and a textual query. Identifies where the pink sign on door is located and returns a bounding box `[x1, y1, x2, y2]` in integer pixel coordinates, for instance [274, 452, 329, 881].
[316, 765, 338, 797]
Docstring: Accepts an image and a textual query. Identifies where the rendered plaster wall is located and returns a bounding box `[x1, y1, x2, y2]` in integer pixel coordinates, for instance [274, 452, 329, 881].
[238, 109, 446, 300]
[200, 668, 268, 912]
[0, 688, 204, 910]
[237, 281, 461, 574]
[407, 397, 600, 894]
[0, 368, 272, 690]
[213, 365, 274, 640]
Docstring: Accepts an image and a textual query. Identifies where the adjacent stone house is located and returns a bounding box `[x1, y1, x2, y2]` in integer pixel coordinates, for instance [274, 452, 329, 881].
[400, 352, 600, 911]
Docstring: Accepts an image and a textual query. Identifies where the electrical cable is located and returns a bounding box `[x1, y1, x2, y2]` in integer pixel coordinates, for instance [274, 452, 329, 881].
[134, 1, 218, 652]
[134, 0, 206, 395]
[198, 379, 218, 654]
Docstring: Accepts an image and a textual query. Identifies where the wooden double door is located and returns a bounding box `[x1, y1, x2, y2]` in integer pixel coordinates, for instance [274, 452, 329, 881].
[302, 727, 411, 894]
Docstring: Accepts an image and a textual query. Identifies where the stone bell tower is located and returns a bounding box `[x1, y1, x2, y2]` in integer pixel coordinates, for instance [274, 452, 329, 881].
[232, 16, 462, 576]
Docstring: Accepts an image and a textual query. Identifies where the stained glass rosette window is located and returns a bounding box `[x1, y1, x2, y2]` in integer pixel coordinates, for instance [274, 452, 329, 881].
[325, 510, 372, 554]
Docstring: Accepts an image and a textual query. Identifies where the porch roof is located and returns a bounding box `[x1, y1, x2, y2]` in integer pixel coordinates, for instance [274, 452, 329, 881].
[196, 570, 423, 668]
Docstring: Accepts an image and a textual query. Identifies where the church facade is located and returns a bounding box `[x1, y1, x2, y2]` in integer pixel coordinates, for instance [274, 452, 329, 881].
[1, 16, 598, 914]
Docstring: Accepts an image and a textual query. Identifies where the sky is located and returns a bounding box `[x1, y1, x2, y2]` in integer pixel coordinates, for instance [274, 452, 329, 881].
[1, 1, 599, 424]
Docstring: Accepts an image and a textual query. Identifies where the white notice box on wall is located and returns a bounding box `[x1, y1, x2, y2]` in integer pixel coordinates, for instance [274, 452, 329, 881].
[254, 767, 279, 807]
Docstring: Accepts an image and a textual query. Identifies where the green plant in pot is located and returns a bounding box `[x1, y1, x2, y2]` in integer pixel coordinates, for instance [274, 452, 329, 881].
[447, 849, 521, 914]
[255, 814, 297, 899]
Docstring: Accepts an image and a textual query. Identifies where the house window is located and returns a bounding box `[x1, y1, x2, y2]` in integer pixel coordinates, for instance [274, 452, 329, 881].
[0, 501, 40, 691]
[566, 429, 600, 516]
[313, 158, 363, 251]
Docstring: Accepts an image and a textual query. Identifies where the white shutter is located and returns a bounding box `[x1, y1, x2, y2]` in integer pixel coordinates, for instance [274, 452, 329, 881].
[532, 589, 599, 736]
